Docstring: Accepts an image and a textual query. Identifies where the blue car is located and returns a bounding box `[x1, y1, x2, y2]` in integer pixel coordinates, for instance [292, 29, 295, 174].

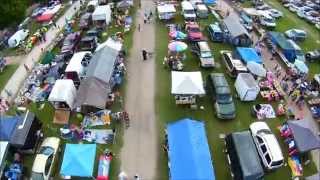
[207, 23, 223, 42]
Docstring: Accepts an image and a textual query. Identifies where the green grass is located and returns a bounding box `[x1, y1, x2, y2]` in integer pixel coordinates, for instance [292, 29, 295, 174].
[155, 13, 318, 179]
[0, 64, 19, 91]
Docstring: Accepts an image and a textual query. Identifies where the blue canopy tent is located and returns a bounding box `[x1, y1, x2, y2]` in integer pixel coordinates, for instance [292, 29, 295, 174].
[204, 0, 216, 5]
[236, 47, 262, 64]
[60, 144, 96, 177]
[167, 118, 215, 180]
[0, 116, 20, 141]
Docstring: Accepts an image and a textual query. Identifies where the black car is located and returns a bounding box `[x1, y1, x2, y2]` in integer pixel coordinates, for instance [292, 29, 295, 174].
[78, 36, 98, 52]
[306, 49, 320, 62]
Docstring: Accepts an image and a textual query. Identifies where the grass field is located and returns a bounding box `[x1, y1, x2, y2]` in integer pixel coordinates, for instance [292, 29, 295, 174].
[155, 13, 318, 179]
[0, 64, 19, 91]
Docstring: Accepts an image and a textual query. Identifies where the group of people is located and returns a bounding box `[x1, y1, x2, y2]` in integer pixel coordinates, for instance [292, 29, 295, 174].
[143, 10, 153, 24]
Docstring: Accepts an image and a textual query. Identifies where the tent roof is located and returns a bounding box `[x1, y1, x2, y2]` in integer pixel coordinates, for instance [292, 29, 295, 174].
[87, 45, 118, 84]
[223, 14, 250, 38]
[65, 51, 91, 74]
[74, 77, 110, 109]
[92, 5, 110, 21]
[236, 47, 262, 64]
[268, 31, 294, 50]
[287, 120, 320, 153]
[167, 119, 215, 180]
[10, 111, 36, 147]
[95, 38, 123, 52]
[171, 71, 205, 95]
[60, 144, 96, 177]
[0, 116, 20, 141]
[48, 79, 77, 108]
[157, 4, 176, 13]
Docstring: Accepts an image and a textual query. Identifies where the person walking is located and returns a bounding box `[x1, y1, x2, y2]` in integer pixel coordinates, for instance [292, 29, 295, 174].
[138, 24, 141, 32]
[142, 49, 147, 61]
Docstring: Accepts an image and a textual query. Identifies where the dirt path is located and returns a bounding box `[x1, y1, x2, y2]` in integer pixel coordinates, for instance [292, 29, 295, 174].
[120, 0, 157, 179]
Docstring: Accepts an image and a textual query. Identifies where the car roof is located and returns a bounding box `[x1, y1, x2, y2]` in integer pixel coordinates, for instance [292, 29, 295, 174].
[260, 134, 284, 161]
[198, 41, 210, 51]
[210, 73, 231, 93]
[209, 23, 222, 32]
[32, 154, 48, 173]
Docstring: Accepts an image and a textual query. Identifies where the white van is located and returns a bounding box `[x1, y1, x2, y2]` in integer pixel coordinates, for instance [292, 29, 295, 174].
[181, 1, 196, 21]
[196, 4, 208, 18]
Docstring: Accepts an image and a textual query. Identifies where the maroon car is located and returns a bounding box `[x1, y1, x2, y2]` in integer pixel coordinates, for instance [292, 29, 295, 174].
[185, 22, 204, 42]
[61, 32, 81, 55]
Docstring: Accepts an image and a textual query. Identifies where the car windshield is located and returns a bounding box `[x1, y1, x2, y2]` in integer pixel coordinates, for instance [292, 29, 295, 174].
[189, 27, 200, 32]
[217, 94, 232, 103]
[39, 146, 54, 156]
[201, 51, 212, 58]
[185, 10, 195, 14]
[31, 172, 44, 180]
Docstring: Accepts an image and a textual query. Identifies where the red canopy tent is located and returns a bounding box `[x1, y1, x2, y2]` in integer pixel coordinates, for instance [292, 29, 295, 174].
[36, 14, 54, 22]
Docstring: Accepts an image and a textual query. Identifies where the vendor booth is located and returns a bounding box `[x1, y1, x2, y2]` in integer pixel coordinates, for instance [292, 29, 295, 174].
[171, 71, 205, 105]
[92, 5, 112, 29]
[0, 141, 9, 177]
[157, 4, 176, 20]
[166, 118, 215, 180]
[235, 73, 260, 101]
[236, 47, 262, 64]
[65, 51, 92, 85]
[60, 144, 96, 178]
[48, 79, 77, 124]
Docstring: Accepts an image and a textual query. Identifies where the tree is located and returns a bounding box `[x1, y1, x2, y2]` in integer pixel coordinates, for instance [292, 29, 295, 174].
[0, 0, 28, 29]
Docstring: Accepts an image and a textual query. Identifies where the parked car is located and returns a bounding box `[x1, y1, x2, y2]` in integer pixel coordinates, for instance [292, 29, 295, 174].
[61, 32, 81, 55]
[31, 137, 60, 180]
[31, 7, 46, 18]
[285, 29, 307, 41]
[78, 36, 98, 52]
[249, 122, 284, 170]
[289, 4, 302, 12]
[268, 9, 283, 18]
[207, 73, 236, 119]
[0, 57, 6, 73]
[256, 4, 271, 10]
[86, 28, 101, 38]
[207, 23, 224, 42]
[79, 13, 92, 30]
[185, 22, 203, 41]
[220, 51, 248, 77]
[305, 49, 320, 61]
[258, 11, 276, 28]
[191, 41, 215, 67]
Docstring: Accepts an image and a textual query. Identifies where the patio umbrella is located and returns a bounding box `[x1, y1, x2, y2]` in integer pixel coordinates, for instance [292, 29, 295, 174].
[169, 31, 187, 40]
[246, 61, 266, 77]
[294, 60, 309, 74]
[168, 41, 188, 52]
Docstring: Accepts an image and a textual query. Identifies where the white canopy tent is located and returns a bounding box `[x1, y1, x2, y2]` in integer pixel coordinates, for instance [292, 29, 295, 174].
[8, 29, 29, 48]
[65, 51, 91, 75]
[92, 5, 112, 25]
[235, 73, 260, 101]
[157, 4, 176, 20]
[95, 38, 123, 52]
[48, 79, 77, 109]
[171, 71, 205, 95]
[0, 141, 9, 177]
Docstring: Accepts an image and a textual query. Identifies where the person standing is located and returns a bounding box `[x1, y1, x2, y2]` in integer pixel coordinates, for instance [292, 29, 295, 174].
[138, 24, 141, 32]
[142, 49, 147, 61]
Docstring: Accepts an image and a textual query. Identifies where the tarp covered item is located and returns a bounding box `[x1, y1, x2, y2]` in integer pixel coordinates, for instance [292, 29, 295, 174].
[0, 141, 9, 177]
[247, 61, 266, 77]
[167, 118, 215, 180]
[171, 71, 205, 95]
[236, 47, 262, 64]
[87, 45, 118, 84]
[48, 79, 77, 108]
[223, 14, 250, 39]
[65, 51, 91, 75]
[235, 73, 260, 101]
[92, 5, 111, 25]
[8, 29, 29, 48]
[287, 120, 320, 153]
[60, 144, 96, 177]
[74, 77, 110, 110]
[0, 116, 20, 141]
[41, 51, 55, 64]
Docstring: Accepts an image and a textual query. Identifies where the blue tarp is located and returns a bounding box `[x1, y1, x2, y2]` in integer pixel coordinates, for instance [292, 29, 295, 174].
[0, 116, 20, 141]
[236, 47, 262, 64]
[60, 144, 96, 177]
[167, 119, 215, 180]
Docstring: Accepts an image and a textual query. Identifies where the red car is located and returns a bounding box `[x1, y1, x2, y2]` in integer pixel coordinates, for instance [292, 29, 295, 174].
[185, 22, 203, 41]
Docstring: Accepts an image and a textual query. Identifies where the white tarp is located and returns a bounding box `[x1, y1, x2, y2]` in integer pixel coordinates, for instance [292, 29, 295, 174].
[48, 79, 77, 108]
[92, 5, 112, 24]
[235, 73, 260, 101]
[87, 0, 98, 7]
[171, 71, 205, 95]
[8, 29, 29, 48]
[95, 38, 123, 52]
[65, 51, 91, 75]
[0, 141, 9, 177]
